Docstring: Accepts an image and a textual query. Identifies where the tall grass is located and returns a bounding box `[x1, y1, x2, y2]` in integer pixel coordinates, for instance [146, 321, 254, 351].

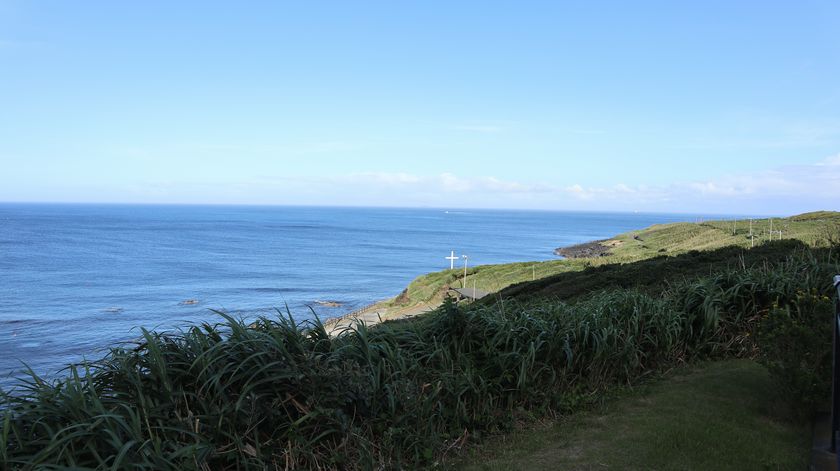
[2, 247, 838, 469]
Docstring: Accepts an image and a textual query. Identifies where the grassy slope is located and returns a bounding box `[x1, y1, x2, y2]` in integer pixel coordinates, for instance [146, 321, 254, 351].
[494, 239, 813, 303]
[381, 211, 840, 312]
[455, 360, 810, 470]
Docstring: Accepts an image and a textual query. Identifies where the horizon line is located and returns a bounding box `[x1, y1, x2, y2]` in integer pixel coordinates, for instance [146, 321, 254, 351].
[0, 199, 790, 218]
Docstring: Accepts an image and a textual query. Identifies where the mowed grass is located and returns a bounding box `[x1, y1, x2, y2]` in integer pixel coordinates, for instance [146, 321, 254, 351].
[380, 211, 840, 311]
[455, 360, 810, 471]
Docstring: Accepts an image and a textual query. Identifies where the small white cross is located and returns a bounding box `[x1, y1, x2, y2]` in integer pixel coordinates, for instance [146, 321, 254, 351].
[445, 250, 458, 269]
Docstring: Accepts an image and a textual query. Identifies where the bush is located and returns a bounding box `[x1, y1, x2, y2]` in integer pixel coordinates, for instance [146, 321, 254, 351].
[756, 290, 835, 415]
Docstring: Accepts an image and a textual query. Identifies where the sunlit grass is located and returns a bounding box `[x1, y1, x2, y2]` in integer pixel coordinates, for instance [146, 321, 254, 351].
[384, 211, 840, 309]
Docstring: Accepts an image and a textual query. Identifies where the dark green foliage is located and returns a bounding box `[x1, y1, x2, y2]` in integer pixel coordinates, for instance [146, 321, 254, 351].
[2, 245, 838, 469]
[756, 290, 835, 415]
[494, 240, 812, 303]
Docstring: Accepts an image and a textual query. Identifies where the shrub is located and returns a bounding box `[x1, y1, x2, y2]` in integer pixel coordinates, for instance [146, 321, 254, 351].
[756, 290, 835, 415]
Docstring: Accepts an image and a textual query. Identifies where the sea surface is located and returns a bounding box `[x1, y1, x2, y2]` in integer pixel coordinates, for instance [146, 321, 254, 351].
[0, 204, 725, 387]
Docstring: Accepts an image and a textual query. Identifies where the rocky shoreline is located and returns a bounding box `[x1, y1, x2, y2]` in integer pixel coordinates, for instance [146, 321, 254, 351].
[554, 239, 615, 258]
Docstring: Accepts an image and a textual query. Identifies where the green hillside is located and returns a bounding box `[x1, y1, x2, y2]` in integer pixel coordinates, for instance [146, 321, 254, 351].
[380, 211, 840, 312]
[600, 210, 839, 261]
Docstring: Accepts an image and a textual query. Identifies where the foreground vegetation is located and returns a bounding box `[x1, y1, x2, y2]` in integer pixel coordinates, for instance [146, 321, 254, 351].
[2, 238, 838, 468]
[457, 360, 810, 470]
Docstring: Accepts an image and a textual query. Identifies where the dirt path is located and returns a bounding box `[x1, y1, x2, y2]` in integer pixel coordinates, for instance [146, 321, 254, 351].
[324, 302, 439, 335]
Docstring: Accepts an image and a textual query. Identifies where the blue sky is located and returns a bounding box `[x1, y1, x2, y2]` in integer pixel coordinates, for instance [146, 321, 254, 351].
[1, 1, 839, 214]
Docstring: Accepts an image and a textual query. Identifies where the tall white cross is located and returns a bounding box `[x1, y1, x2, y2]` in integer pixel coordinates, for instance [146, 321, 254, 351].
[445, 250, 458, 269]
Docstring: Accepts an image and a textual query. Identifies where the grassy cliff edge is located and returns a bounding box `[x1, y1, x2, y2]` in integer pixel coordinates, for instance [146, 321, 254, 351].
[362, 211, 840, 319]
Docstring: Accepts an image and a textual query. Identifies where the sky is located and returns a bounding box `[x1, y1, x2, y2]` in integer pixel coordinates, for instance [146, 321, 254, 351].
[1, 1, 839, 215]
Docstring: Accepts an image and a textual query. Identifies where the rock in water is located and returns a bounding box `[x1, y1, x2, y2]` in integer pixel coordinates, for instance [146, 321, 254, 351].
[314, 300, 343, 307]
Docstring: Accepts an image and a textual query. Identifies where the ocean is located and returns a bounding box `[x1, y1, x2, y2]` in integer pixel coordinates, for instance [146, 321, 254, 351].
[0, 204, 722, 387]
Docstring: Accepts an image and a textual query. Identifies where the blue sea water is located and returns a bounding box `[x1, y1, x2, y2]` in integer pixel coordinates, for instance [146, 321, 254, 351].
[0, 204, 724, 387]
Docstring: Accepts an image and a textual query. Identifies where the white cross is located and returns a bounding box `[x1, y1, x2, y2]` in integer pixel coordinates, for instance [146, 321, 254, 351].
[445, 250, 458, 269]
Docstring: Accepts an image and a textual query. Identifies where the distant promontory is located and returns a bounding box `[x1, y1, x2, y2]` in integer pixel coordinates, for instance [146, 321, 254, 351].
[554, 239, 621, 258]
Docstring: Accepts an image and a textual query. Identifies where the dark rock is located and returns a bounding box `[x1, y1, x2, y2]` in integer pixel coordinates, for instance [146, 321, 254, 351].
[554, 240, 612, 259]
[315, 300, 343, 307]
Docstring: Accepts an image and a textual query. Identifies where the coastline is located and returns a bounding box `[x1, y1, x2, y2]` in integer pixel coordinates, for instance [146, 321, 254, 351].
[324, 210, 840, 333]
[324, 301, 437, 334]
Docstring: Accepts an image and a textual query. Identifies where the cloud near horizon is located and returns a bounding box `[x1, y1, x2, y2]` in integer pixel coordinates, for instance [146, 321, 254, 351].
[341, 172, 553, 194]
[54, 154, 839, 216]
[331, 154, 840, 214]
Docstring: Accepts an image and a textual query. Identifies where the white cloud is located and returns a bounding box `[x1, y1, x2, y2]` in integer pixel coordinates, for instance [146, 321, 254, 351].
[818, 154, 840, 166]
[110, 154, 840, 213]
[563, 183, 669, 203]
[312, 154, 840, 212]
[339, 172, 547, 194]
[438, 172, 462, 191]
[556, 154, 840, 213]
[564, 184, 594, 200]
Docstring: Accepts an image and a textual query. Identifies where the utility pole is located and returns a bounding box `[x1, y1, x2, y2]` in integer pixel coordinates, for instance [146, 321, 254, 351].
[749, 218, 753, 237]
[462, 255, 469, 288]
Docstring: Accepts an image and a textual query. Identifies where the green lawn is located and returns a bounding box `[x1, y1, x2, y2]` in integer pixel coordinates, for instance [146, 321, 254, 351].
[454, 360, 810, 470]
